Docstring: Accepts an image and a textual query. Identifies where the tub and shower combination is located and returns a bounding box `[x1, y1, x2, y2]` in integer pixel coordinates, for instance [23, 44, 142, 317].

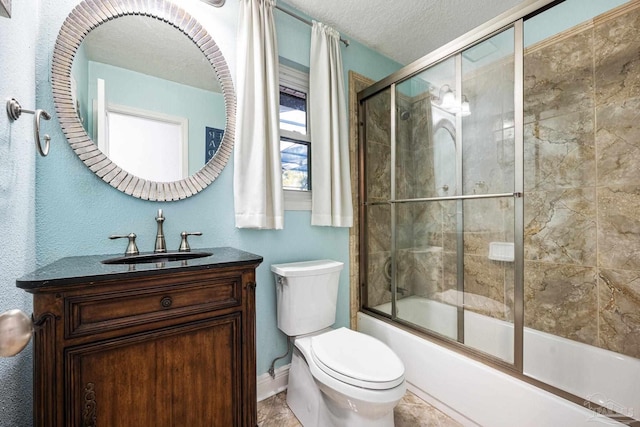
[356, 0, 640, 425]
[360, 297, 640, 426]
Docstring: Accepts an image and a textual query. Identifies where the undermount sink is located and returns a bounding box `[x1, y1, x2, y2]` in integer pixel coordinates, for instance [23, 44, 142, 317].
[102, 251, 213, 265]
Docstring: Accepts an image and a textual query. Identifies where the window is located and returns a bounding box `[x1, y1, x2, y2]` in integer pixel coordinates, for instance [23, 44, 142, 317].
[279, 65, 311, 210]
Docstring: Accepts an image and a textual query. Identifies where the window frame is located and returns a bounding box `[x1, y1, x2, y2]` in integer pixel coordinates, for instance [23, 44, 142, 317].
[279, 64, 312, 211]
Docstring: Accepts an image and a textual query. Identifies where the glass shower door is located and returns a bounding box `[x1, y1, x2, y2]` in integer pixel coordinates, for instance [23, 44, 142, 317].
[459, 28, 516, 363]
[393, 57, 460, 341]
[362, 27, 517, 365]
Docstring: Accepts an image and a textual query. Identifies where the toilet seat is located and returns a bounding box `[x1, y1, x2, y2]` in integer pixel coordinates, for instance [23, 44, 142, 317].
[309, 328, 404, 390]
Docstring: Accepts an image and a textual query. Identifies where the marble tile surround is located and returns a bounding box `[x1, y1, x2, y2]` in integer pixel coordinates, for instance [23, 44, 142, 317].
[523, 110, 595, 192]
[522, 1, 640, 357]
[365, 89, 392, 203]
[524, 261, 599, 346]
[598, 268, 640, 357]
[596, 97, 640, 187]
[523, 27, 594, 125]
[524, 188, 597, 266]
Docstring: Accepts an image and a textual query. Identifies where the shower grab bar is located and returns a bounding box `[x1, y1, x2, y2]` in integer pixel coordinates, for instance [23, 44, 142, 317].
[364, 192, 522, 206]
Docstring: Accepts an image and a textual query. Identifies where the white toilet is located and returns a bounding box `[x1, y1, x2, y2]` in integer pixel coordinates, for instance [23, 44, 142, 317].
[271, 260, 406, 427]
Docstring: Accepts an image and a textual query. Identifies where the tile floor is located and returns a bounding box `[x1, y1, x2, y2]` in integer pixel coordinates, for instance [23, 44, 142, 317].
[257, 389, 462, 427]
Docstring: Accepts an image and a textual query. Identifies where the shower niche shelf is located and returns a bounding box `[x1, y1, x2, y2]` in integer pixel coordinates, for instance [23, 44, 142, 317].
[488, 242, 514, 262]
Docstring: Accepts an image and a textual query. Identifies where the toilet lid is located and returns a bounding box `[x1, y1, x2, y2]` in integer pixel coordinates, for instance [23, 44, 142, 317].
[310, 328, 404, 390]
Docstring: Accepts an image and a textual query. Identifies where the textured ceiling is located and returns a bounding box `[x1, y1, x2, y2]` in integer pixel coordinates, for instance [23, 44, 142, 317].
[81, 1, 532, 90]
[83, 15, 221, 92]
[280, 0, 530, 65]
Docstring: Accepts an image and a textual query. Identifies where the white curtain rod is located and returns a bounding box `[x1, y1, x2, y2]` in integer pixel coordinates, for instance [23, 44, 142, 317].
[275, 5, 350, 46]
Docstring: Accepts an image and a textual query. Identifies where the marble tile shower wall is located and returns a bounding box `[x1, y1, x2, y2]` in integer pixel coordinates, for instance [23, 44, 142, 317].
[365, 75, 516, 314]
[523, 2, 640, 358]
[396, 94, 455, 302]
[365, 89, 393, 307]
[460, 56, 516, 321]
[365, 88, 449, 308]
[391, 60, 516, 321]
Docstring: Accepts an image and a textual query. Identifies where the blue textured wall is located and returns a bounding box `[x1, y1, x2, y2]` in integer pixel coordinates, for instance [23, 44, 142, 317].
[34, 0, 400, 387]
[524, 0, 628, 46]
[0, 1, 38, 426]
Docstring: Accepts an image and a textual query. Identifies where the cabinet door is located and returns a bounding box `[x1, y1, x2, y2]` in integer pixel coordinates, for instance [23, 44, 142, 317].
[67, 314, 242, 427]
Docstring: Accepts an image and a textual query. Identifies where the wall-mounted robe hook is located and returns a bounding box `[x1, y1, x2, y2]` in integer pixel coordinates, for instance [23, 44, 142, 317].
[6, 98, 51, 157]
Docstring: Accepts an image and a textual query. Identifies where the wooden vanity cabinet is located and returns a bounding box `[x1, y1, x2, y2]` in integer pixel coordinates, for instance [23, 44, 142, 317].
[22, 254, 262, 427]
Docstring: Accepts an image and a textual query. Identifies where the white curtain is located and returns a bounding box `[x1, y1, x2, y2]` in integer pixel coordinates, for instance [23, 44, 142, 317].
[234, 0, 284, 229]
[309, 22, 353, 227]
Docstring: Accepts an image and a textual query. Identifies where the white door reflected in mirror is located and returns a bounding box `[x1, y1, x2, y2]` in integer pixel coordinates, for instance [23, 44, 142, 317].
[95, 77, 188, 182]
[106, 109, 188, 182]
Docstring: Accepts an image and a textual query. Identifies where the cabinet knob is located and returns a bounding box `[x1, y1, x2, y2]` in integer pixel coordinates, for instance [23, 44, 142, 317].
[160, 296, 173, 308]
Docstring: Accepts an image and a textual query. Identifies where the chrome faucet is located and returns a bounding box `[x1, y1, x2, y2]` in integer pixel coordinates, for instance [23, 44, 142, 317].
[154, 209, 166, 253]
[179, 231, 202, 252]
[109, 233, 139, 256]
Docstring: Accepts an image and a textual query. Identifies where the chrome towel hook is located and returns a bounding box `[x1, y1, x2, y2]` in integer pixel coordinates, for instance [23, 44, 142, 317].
[6, 97, 52, 157]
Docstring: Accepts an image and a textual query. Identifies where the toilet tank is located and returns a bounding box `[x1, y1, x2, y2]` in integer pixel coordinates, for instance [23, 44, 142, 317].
[271, 260, 344, 336]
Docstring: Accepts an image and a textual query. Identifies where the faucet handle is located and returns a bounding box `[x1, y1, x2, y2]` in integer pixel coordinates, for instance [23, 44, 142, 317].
[109, 233, 139, 256]
[178, 231, 202, 252]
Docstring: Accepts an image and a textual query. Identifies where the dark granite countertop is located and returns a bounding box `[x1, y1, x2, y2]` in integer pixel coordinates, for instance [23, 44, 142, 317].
[16, 247, 263, 290]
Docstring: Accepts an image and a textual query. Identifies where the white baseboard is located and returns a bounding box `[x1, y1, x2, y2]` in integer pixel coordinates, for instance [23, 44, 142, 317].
[257, 364, 290, 402]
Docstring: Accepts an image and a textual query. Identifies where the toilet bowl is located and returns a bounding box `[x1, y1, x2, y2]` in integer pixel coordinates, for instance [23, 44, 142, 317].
[287, 328, 406, 427]
[271, 260, 406, 426]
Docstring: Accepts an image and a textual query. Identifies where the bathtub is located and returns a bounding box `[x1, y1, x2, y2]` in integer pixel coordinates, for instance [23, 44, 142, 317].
[358, 296, 640, 426]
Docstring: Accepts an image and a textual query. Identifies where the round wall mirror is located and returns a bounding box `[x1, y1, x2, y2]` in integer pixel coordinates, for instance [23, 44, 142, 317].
[51, 0, 236, 201]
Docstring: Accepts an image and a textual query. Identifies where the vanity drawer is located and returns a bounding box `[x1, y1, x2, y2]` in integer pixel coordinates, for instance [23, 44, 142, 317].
[66, 276, 242, 338]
